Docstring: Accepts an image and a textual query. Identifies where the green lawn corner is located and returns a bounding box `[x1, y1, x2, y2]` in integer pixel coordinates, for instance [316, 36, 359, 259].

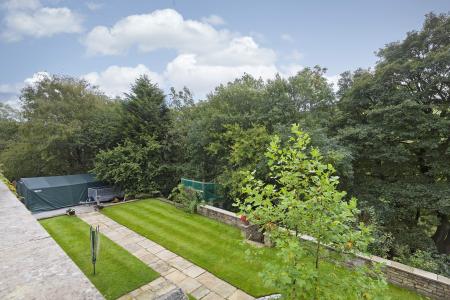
[40, 215, 159, 300]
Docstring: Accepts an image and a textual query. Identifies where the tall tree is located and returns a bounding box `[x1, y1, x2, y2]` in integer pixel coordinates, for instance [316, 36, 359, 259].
[0, 76, 122, 179]
[0, 103, 20, 153]
[122, 75, 170, 141]
[334, 13, 450, 257]
[93, 76, 176, 195]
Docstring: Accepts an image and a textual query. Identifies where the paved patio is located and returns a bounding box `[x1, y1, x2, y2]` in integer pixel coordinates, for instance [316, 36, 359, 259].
[79, 211, 255, 300]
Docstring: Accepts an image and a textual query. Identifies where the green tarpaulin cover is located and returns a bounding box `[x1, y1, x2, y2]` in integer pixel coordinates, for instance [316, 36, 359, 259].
[17, 174, 105, 213]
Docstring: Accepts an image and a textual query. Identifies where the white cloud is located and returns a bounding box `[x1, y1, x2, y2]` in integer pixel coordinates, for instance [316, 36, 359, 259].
[0, 72, 48, 96]
[164, 54, 279, 97]
[2, 0, 41, 10]
[325, 74, 340, 92]
[0, 95, 21, 108]
[201, 14, 225, 26]
[81, 9, 310, 98]
[279, 64, 304, 77]
[82, 8, 280, 97]
[0, 71, 49, 107]
[1, 0, 83, 42]
[197, 37, 276, 67]
[85, 1, 102, 11]
[82, 64, 164, 97]
[0, 83, 21, 94]
[24, 71, 50, 85]
[2, 9, 314, 102]
[288, 50, 303, 61]
[84, 9, 234, 56]
[281, 33, 294, 42]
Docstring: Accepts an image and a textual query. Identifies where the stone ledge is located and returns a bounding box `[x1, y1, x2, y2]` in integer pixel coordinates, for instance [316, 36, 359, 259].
[199, 204, 238, 217]
[0, 181, 104, 300]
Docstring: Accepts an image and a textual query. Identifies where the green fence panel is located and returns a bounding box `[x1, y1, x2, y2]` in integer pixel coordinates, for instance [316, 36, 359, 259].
[180, 178, 222, 202]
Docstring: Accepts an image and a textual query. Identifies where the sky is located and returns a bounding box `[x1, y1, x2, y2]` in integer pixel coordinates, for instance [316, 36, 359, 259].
[0, 0, 449, 106]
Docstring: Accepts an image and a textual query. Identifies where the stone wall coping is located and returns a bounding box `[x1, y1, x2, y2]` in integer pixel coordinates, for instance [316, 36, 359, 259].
[199, 204, 238, 218]
[438, 275, 450, 285]
[196, 203, 450, 287]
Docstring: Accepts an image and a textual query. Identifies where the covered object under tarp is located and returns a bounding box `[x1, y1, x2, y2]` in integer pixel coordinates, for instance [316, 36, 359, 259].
[17, 174, 106, 213]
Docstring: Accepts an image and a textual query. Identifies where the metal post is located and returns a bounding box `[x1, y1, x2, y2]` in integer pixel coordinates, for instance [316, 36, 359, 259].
[90, 225, 100, 275]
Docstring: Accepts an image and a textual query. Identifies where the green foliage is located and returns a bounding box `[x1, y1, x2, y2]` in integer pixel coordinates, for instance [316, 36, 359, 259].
[0, 75, 123, 180]
[286, 66, 335, 122]
[398, 250, 437, 274]
[237, 124, 388, 299]
[168, 184, 201, 213]
[93, 75, 177, 195]
[0, 169, 16, 194]
[334, 13, 450, 260]
[122, 76, 170, 141]
[92, 135, 161, 194]
[175, 69, 346, 207]
[208, 124, 273, 205]
[0, 103, 20, 153]
[397, 250, 449, 277]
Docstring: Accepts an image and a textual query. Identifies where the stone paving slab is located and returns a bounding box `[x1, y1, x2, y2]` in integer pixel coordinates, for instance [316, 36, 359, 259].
[0, 182, 103, 300]
[79, 211, 255, 300]
[33, 204, 96, 220]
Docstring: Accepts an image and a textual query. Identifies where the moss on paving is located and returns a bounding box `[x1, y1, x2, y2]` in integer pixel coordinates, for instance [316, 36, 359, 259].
[102, 199, 424, 299]
[40, 216, 159, 300]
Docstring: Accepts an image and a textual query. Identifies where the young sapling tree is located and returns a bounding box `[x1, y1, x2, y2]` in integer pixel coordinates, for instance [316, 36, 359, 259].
[237, 124, 388, 299]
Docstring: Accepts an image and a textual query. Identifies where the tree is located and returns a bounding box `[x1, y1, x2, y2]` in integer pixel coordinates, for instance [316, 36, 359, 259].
[168, 86, 194, 109]
[93, 76, 176, 195]
[122, 75, 170, 141]
[92, 135, 161, 194]
[0, 103, 20, 152]
[0, 76, 122, 180]
[334, 13, 450, 262]
[287, 66, 335, 115]
[207, 124, 273, 207]
[237, 124, 387, 299]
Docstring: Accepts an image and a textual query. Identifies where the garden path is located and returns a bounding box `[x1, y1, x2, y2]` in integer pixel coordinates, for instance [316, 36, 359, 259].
[79, 211, 255, 300]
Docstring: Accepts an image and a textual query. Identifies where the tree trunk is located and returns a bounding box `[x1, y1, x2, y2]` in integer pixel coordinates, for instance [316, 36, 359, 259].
[432, 213, 450, 254]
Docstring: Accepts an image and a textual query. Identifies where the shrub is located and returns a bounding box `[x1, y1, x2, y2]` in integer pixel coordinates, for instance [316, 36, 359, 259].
[169, 184, 201, 213]
[398, 250, 450, 277]
[0, 168, 16, 194]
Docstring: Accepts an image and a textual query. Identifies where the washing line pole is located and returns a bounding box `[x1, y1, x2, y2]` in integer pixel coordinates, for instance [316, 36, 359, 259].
[90, 225, 100, 275]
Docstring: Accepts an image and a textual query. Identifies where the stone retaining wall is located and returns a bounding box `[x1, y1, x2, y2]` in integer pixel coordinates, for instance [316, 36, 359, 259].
[197, 204, 450, 300]
[197, 204, 244, 228]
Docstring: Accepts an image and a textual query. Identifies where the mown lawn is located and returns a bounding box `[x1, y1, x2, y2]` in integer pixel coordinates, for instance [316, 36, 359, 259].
[102, 199, 424, 299]
[40, 216, 159, 300]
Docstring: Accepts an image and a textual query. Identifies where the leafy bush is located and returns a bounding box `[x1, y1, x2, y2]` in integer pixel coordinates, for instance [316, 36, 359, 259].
[168, 184, 201, 213]
[0, 168, 16, 194]
[398, 250, 450, 277]
[92, 135, 161, 194]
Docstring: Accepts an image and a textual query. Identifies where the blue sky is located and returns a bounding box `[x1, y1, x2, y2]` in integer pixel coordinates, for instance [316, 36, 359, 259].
[1, 0, 449, 105]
